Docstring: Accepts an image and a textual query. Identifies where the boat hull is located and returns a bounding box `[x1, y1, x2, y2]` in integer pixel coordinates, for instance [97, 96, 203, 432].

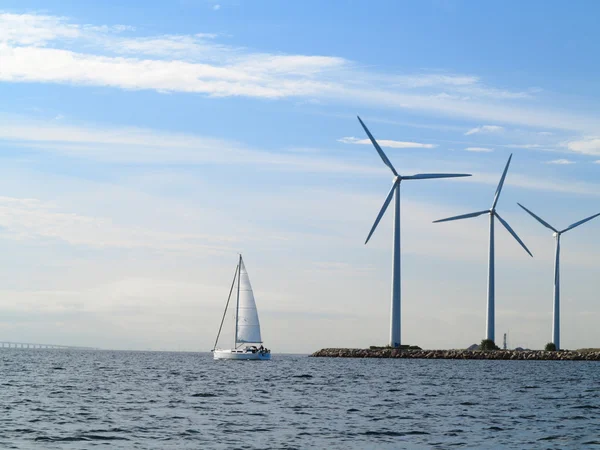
[213, 349, 271, 360]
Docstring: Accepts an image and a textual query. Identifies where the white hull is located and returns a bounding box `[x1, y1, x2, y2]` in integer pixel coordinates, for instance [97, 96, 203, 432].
[213, 349, 271, 361]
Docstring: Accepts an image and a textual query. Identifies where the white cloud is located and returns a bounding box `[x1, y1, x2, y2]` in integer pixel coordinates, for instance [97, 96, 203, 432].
[338, 136, 436, 149]
[464, 125, 504, 135]
[0, 13, 347, 98]
[465, 147, 493, 153]
[546, 159, 575, 165]
[0, 12, 131, 46]
[0, 13, 81, 46]
[567, 138, 600, 156]
[0, 45, 336, 98]
[594, 160, 600, 164]
[2, 13, 600, 133]
[213, 4, 221, 10]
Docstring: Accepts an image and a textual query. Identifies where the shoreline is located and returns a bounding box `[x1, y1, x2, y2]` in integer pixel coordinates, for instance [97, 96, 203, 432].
[311, 348, 600, 361]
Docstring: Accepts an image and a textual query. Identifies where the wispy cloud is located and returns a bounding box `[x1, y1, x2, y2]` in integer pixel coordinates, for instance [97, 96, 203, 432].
[464, 125, 504, 135]
[112, 34, 222, 60]
[212, 4, 221, 10]
[0, 115, 388, 175]
[465, 147, 493, 153]
[384, 74, 530, 99]
[546, 159, 575, 165]
[4, 114, 600, 199]
[390, 73, 479, 88]
[338, 136, 436, 149]
[454, 86, 532, 100]
[0, 12, 132, 46]
[0, 13, 346, 98]
[1, 45, 340, 98]
[0, 13, 85, 46]
[504, 144, 542, 149]
[2, 13, 600, 133]
[466, 172, 600, 197]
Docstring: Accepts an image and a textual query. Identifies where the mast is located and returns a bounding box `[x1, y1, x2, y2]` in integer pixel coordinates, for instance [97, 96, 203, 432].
[234, 254, 242, 348]
[212, 262, 239, 351]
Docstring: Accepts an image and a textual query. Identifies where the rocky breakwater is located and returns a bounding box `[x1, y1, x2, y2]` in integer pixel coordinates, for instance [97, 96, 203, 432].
[311, 348, 600, 361]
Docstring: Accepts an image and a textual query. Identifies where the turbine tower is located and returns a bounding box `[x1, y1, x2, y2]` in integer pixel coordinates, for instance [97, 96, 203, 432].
[518, 203, 600, 350]
[357, 116, 471, 348]
[433, 154, 532, 343]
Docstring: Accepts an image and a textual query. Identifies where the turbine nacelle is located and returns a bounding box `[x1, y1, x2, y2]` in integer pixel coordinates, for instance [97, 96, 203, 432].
[357, 116, 471, 245]
[518, 203, 600, 237]
[433, 154, 532, 258]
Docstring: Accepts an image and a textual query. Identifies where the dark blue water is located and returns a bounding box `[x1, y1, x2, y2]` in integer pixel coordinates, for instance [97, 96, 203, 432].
[1, 350, 598, 449]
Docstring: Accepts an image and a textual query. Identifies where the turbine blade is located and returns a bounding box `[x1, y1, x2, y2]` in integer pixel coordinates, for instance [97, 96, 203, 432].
[357, 116, 398, 176]
[517, 203, 558, 233]
[561, 212, 600, 233]
[491, 154, 513, 210]
[365, 180, 399, 244]
[402, 173, 471, 180]
[433, 209, 489, 223]
[495, 212, 533, 257]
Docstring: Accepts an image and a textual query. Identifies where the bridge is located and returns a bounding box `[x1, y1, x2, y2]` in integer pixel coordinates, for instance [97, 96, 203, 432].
[0, 341, 98, 350]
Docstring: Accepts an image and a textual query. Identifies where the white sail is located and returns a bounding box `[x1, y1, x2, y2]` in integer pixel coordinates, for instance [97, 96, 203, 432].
[236, 258, 262, 344]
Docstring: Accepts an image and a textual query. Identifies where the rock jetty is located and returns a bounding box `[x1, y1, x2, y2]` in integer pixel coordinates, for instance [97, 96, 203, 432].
[311, 348, 600, 361]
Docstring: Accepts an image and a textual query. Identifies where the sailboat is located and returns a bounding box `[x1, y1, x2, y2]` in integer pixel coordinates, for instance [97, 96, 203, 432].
[212, 255, 271, 360]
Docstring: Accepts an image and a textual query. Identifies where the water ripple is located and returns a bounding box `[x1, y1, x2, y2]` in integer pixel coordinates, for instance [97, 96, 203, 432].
[0, 351, 598, 449]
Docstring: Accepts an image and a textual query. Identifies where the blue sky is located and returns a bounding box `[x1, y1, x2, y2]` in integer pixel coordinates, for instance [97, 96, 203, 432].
[0, 1, 599, 352]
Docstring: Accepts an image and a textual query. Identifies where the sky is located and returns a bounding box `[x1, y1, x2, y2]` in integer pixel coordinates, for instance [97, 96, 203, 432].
[0, 0, 599, 353]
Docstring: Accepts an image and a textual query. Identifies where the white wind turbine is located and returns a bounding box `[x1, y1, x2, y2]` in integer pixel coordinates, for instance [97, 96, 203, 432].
[357, 116, 471, 348]
[518, 203, 600, 350]
[433, 154, 532, 343]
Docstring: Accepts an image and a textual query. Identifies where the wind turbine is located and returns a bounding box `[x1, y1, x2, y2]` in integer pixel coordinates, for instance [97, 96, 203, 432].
[518, 203, 600, 350]
[358, 116, 471, 348]
[433, 154, 532, 343]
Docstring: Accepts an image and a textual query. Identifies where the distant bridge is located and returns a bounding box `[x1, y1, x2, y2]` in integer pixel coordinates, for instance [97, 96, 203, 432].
[0, 341, 98, 350]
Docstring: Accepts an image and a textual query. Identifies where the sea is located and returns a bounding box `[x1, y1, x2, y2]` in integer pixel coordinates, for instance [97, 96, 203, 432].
[1, 350, 598, 449]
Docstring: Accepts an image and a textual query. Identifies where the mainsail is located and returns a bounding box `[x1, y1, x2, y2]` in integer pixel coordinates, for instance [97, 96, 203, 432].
[236, 258, 262, 344]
